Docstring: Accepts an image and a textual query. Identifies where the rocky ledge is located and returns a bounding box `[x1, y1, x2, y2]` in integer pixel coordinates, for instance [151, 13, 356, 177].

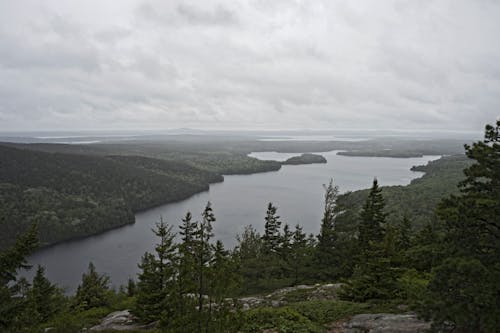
[328, 313, 431, 333]
[89, 310, 157, 331]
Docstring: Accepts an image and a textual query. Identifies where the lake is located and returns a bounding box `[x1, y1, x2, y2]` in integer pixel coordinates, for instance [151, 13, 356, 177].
[24, 151, 440, 293]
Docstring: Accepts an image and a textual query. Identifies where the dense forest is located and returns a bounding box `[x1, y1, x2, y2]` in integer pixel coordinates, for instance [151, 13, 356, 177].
[0, 135, 464, 251]
[0, 145, 280, 250]
[0, 121, 498, 332]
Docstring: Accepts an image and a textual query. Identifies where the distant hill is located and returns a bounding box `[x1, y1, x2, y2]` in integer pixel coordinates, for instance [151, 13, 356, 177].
[0, 145, 229, 249]
[0, 144, 282, 250]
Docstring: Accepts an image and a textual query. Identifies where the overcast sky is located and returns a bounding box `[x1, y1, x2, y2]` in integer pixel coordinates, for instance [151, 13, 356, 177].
[0, 0, 499, 132]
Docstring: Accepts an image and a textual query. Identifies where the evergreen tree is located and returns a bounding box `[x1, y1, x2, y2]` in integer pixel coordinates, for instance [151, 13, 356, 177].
[194, 202, 216, 333]
[208, 240, 241, 332]
[315, 179, 341, 280]
[397, 216, 412, 251]
[0, 224, 38, 331]
[75, 262, 110, 310]
[235, 225, 263, 294]
[262, 202, 282, 254]
[278, 223, 293, 278]
[174, 211, 198, 330]
[358, 178, 386, 251]
[341, 179, 400, 301]
[421, 120, 500, 332]
[30, 265, 62, 323]
[126, 278, 136, 297]
[290, 224, 308, 285]
[135, 219, 177, 324]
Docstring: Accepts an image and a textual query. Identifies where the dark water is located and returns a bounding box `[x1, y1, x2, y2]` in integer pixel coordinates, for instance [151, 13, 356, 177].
[24, 151, 439, 293]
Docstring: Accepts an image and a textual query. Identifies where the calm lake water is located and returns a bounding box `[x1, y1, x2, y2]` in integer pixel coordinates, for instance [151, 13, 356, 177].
[24, 151, 440, 293]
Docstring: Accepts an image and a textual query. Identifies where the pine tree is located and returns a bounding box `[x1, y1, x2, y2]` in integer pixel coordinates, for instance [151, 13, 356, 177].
[422, 120, 500, 332]
[0, 224, 38, 331]
[194, 202, 215, 333]
[341, 179, 399, 301]
[30, 265, 62, 322]
[278, 223, 293, 278]
[315, 179, 341, 280]
[235, 225, 263, 294]
[174, 211, 198, 330]
[262, 202, 282, 254]
[358, 178, 386, 252]
[208, 240, 241, 332]
[135, 219, 177, 324]
[290, 224, 308, 285]
[126, 278, 136, 297]
[75, 262, 110, 310]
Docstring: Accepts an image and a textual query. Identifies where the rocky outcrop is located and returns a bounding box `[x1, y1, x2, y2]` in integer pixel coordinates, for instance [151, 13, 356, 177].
[238, 283, 344, 310]
[89, 310, 157, 331]
[330, 313, 431, 333]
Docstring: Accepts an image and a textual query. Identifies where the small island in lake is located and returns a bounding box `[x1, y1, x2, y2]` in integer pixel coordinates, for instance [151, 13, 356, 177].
[282, 153, 327, 165]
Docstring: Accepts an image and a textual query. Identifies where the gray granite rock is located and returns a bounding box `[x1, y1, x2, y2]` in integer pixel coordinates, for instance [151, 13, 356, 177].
[344, 313, 431, 333]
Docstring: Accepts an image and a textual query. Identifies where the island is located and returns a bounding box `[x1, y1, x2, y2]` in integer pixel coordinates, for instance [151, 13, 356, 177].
[282, 153, 327, 165]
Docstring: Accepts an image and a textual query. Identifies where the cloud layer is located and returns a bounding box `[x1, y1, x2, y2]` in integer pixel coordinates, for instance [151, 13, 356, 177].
[1, 0, 499, 131]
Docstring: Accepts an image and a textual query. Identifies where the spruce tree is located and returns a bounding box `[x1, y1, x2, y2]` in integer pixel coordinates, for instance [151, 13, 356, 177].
[290, 224, 308, 285]
[235, 225, 263, 294]
[341, 179, 399, 301]
[135, 219, 177, 324]
[422, 120, 500, 332]
[75, 262, 110, 310]
[358, 178, 386, 251]
[126, 278, 136, 297]
[208, 240, 241, 332]
[262, 202, 281, 254]
[315, 179, 341, 280]
[0, 224, 38, 330]
[30, 265, 61, 323]
[175, 211, 198, 329]
[278, 223, 293, 279]
[194, 202, 215, 333]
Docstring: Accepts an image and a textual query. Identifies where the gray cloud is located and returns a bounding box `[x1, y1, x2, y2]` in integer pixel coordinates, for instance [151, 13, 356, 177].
[0, 0, 499, 131]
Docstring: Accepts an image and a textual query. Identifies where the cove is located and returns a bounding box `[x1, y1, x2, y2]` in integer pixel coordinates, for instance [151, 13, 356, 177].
[24, 151, 440, 293]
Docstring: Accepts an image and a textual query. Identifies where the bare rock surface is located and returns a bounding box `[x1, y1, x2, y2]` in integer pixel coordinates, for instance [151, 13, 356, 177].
[238, 283, 344, 310]
[341, 313, 431, 333]
[89, 310, 156, 331]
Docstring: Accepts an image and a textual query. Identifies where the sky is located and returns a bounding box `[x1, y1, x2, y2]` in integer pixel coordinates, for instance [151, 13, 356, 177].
[0, 0, 499, 132]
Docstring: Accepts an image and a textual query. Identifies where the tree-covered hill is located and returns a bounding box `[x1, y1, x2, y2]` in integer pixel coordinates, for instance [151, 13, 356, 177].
[335, 154, 473, 232]
[0, 145, 281, 250]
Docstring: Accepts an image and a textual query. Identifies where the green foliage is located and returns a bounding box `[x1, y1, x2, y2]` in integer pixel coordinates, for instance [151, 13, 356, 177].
[0, 144, 281, 250]
[421, 121, 500, 332]
[358, 178, 386, 251]
[262, 202, 282, 254]
[315, 179, 341, 280]
[75, 262, 110, 310]
[0, 224, 38, 331]
[135, 220, 177, 323]
[29, 265, 64, 323]
[335, 155, 473, 232]
[241, 307, 323, 333]
[288, 300, 370, 324]
[341, 180, 402, 302]
[282, 153, 327, 165]
[423, 258, 500, 332]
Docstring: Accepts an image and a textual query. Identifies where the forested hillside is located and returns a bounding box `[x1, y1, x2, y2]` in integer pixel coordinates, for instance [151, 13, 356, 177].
[0, 145, 280, 250]
[335, 154, 473, 232]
